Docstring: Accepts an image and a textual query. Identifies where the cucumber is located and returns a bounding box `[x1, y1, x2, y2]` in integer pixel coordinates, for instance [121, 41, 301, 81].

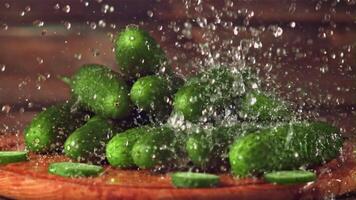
[0, 151, 28, 164]
[173, 67, 244, 122]
[114, 26, 168, 80]
[186, 124, 260, 170]
[48, 162, 103, 177]
[130, 75, 173, 121]
[25, 103, 86, 153]
[64, 116, 115, 164]
[229, 122, 343, 177]
[131, 126, 177, 169]
[264, 170, 316, 185]
[239, 91, 291, 121]
[171, 172, 220, 188]
[173, 84, 206, 122]
[68, 64, 131, 119]
[106, 126, 148, 168]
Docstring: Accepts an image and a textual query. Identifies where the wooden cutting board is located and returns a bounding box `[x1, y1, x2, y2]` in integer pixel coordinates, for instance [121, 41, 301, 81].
[0, 134, 356, 200]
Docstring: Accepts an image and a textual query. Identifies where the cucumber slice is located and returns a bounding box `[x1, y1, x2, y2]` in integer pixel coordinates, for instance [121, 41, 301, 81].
[171, 172, 220, 188]
[0, 151, 28, 164]
[264, 170, 316, 185]
[48, 162, 104, 178]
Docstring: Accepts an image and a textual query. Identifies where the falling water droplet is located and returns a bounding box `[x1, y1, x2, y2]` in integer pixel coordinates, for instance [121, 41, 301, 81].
[90, 22, 97, 30]
[74, 53, 82, 60]
[1, 23, 8, 30]
[63, 5, 71, 13]
[64, 21, 71, 30]
[54, 3, 60, 10]
[1, 105, 11, 114]
[147, 10, 154, 17]
[33, 20, 44, 27]
[36, 57, 44, 64]
[98, 20, 106, 28]
[1, 64, 6, 72]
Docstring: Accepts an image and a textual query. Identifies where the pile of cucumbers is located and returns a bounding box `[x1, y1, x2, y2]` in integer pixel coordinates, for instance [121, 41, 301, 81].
[22, 25, 343, 185]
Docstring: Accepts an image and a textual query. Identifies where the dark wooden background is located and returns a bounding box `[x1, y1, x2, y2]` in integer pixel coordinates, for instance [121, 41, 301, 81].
[0, 0, 355, 135]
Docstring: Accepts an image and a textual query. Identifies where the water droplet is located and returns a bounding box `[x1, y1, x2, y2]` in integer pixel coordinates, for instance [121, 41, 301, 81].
[272, 26, 283, 37]
[1, 105, 11, 113]
[290, 21, 296, 28]
[36, 57, 44, 64]
[62, 5, 71, 13]
[90, 22, 97, 30]
[54, 3, 60, 10]
[33, 20, 44, 27]
[74, 53, 82, 60]
[4, 3, 10, 8]
[147, 10, 154, 17]
[1, 65, 6, 72]
[63, 21, 71, 30]
[25, 6, 31, 12]
[1, 23, 8, 30]
[101, 4, 109, 13]
[98, 20, 106, 28]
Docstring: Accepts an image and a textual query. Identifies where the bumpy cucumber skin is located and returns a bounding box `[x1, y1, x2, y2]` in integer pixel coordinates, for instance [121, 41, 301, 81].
[173, 84, 205, 122]
[64, 116, 114, 164]
[240, 91, 291, 121]
[106, 126, 148, 168]
[115, 27, 167, 79]
[186, 124, 259, 170]
[130, 75, 173, 120]
[25, 103, 85, 153]
[131, 127, 176, 169]
[71, 64, 131, 119]
[229, 122, 343, 177]
[173, 67, 243, 122]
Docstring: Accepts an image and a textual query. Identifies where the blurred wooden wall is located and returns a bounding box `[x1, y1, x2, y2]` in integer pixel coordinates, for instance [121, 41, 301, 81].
[0, 0, 355, 134]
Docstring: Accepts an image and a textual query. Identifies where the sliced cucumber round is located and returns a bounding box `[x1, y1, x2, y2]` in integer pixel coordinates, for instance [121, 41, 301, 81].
[48, 162, 104, 178]
[171, 172, 220, 188]
[264, 170, 316, 185]
[0, 151, 28, 164]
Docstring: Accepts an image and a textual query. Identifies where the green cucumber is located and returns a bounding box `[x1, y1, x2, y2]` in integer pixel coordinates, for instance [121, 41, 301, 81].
[131, 126, 177, 169]
[130, 75, 173, 120]
[48, 162, 103, 177]
[229, 121, 343, 177]
[64, 116, 115, 164]
[186, 124, 260, 170]
[264, 170, 316, 185]
[171, 172, 220, 188]
[173, 67, 243, 122]
[25, 103, 86, 153]
[106, 126, 148, 168]
[239, 91, 291, 121]
[0, 151, 28, 164]
[115, 26, 168, 80]
[68, 64, 131, 119]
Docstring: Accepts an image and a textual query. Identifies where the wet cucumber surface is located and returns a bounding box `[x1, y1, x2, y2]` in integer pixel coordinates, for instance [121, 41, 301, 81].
[69, 64, 131, 119]
[24, 103, 86, 153]
[0, 151, 28, 164]
[64, 116, 115, 164]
